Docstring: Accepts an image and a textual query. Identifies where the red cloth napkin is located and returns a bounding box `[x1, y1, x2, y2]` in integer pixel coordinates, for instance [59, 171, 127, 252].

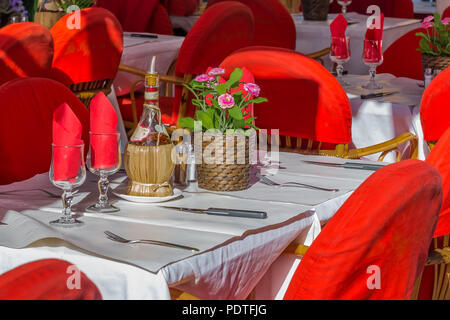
[364, 13, 385, 63]
[330, 14, 349, 59]
[90, 92, 119, 169]
[52, 103, 84, 181]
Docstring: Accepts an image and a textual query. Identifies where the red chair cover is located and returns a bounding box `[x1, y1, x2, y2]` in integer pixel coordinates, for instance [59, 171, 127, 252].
[284, 159, 443, 300]
[443, 6, 450, 19]
[0, 22, 53, 86]
[207, 0, 296, 50]
[148, 4, 174, 35]
[377, 28, 425, 80]
[0, 259, 102, 300]
[0, 78, 90, 185]
[162, 0, 199, 16]
[50, 7, 123, 86]
[220, 46, 352, 144]
[420, 66, 450, 142]
[329, 0, 414, 18]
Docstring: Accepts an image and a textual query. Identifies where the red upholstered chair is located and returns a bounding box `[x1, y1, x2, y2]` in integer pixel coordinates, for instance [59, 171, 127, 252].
[0, 259, 102, 300]
[0, 22, 53, 86]
[377, 28, 425, 80]
[420, 66, 450, 148]
[444, 6, 450, 19]
[207, 0, 296, 50]
[0, 78, 90, 185]
[161, 0, 199, 16]
[283, 160, 442, 300]
[50, 7, 123, 108]
[95, 0, 173, 35]
[220, 46, 418, 160]
[117, 1, 255, 135]
[329, 0, 414, 18]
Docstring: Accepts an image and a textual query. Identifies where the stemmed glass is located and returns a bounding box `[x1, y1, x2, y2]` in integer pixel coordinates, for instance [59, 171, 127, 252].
[362, 39, 384, 90]
[330, 36, 351, 86]
[337, 0, 352, 15]
[86, 132, 122, 213]
[49, 144, 86, 227]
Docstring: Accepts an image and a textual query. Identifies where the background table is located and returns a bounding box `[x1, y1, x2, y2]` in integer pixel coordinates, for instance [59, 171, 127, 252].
[0, 153, 377, 299]
[294, 12, 421, 74]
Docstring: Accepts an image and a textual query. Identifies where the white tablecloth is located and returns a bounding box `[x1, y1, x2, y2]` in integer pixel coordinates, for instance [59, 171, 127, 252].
[0, 153, 377, 300]
[294, 12, 421, 74]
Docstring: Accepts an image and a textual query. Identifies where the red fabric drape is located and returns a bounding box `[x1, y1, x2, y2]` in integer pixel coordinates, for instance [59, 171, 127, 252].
[0, 78, 90, 185]
[329, 0, 414, 18]
[420, 66, 450, 142]
[207, 0, 296, 50]
[377, 28, 425, 80]
[220, 46, 352, 144]
[0, 259, 102, 300]
[284, 160, 442, 300]
[50, 8, 123, 86]
[0, 22, 53, 86]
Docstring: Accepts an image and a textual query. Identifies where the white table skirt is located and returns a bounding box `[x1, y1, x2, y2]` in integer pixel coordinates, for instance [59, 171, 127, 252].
[0, 153, 376, 299]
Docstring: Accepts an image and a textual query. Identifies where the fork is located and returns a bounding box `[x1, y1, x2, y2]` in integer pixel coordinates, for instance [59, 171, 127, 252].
[0, 188, 61, 198]
[104, 231, 200, 252]
[256, 173, 339, 192]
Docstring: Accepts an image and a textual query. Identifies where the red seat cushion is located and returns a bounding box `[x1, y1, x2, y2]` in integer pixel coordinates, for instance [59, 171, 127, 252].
[284, 159, 442, 300]
[420, 66, 450, 142]
[0, 78, 90, 185]
[0, 22, 53, 86]
[0, 259, 102, 300]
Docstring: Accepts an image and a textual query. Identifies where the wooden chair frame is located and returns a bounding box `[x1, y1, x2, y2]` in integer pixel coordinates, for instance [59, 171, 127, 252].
[69, 78, 115, 109]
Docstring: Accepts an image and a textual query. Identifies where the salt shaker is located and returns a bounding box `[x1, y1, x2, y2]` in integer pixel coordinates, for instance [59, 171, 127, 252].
[424, 68, 433, 88]
[186, 144, 197, 183]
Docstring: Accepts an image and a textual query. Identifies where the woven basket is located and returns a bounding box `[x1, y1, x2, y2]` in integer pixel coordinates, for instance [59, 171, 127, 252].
[301, 0, 329, 21]
[197, 134, 251, 192]
[422, 54, 450, 74]
[34, 11, 65, 29]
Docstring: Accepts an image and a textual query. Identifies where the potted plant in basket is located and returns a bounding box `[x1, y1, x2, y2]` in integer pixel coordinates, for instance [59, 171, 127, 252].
[416, 13, 450, 73]
[179, 67, 268, 192]
[33, 0, 93, 29]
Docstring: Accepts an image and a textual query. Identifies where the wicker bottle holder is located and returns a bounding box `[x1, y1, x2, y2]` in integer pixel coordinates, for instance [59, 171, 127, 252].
[422, 54, 450, 74]
[301, 0, 329, 21]
[197, 134, 251, 192]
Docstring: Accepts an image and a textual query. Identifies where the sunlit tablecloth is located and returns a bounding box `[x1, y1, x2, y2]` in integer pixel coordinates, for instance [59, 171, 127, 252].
[0, 153, 378, 299]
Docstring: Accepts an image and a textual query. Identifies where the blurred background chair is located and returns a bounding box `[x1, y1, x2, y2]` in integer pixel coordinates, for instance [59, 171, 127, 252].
[117, 1, 255, 136]
[0, 22, 53, 86]
[283, 160, 442, 299]
[0, 77, 89, 185]
[49, 7, 123, 108]
[329, 0, 414, 19]
[0, 259, 102, 300]
[95, 0, 173, 35]
[160, 0, 199, 16]
[220, 46, 418, 160]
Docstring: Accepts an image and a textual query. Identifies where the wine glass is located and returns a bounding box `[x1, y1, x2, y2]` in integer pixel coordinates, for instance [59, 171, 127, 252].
[86, 132, 122, 213]
[330, 36, 351, 86]
[337, 0, 352, 15]
[362, 39, 384, 90]
[49, 144, 86, 227]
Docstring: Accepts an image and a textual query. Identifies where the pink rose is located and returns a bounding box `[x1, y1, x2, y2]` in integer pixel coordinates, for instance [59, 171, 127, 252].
[208, 68, 225, 76]
[218, 94, 235, 109]
[195, 74, 210, 82]
[243, 83, 261, 97]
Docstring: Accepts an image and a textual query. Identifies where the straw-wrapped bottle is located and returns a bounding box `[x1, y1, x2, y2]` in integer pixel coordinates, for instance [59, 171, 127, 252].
[124, 56, 175, 197]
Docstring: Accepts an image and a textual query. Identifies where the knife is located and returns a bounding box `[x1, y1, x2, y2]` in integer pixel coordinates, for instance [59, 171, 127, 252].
[302, 160, 384, 171]
[130, 33, 158, 39]
[360, 91, 399, 99]
[160, 206, 267, 219]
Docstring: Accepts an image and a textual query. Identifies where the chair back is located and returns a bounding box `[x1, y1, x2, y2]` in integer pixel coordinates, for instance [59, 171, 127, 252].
[220, 46, 352, 149]
[0, 259, 102, 300]
[50, 7, 123, 107]
[162, 0, 199, 16]
[329, 0, 414, 18]
[284, 160, 443, 300]
[420, 66, 450, 143]
[0, 22, 53, 86]
[172, 1, 255, 125]
[377, 28, 425, 80]
[443, 6, 450, 19]
[0, 78, 89, 185]
[207, 0, 296, 50]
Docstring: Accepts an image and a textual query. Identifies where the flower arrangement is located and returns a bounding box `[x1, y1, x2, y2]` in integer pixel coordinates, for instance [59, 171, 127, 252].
[179, 67, 267, 133]
[416, 13, 450, 57]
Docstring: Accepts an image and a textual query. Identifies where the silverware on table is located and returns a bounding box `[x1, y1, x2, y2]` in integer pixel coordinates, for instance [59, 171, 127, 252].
[0, 189, 61, 198]
[104, 231, 199, 252]
[160, 206, 267, 219]
[256, 172, 339, 192]
[301, 160, 384, 171]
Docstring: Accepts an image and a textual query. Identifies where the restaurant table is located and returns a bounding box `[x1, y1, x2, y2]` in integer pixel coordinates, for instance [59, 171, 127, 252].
[0, 152, 379, 300]
[294, 12, 421, 74]
[344, 73, 427, 163]
[414, 0, 437, 15]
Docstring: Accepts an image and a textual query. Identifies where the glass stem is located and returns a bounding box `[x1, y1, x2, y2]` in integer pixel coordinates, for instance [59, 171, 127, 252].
[342, 5, 347, 14]
[369, 66, 377, 86]
[336, 63, 344, 82]
[62, 189, 74, 222]
[97, 172, 110, 207]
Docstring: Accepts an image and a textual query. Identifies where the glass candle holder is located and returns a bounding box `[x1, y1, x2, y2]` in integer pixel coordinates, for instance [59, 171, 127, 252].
[362, 39, 384, 90]
[337, 0, 352, 15]
[330, 36, 351, 87]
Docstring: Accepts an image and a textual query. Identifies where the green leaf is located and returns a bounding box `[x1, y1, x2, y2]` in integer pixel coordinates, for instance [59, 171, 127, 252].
[215, 83, 228, 95]
[228, 106, 244, 120]
[232, 118, 246, 129]
[179, 117, 195, 130]
[195, 110, 214, 130]
[227, 68, 243, 87]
